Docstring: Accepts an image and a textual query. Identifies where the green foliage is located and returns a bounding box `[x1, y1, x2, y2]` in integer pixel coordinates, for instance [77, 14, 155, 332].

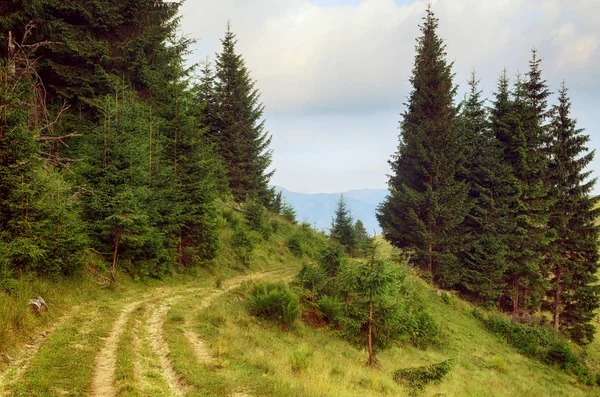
[377, 6, 469, 282]
[286, 224, 326, 259]
[409, 310, 442, 349]
[286, 234, 304, 257]
[211, 24, 274, 204]
[231, 227, 260, 267]
[544, 83, 600, 344]
[280, 202, 297, 224]
[331, 195, 357, 254]
[289, 343, 312, 374]
[244, 200, 266, 232]
[393, 359, 455, 391]
[354, 220, 374, 257]
[338, 259, 405, 353]
[246, 282, 300, 327]
[318, 295, 343, 325]
[295, 262, 327, 296]
[319, 244, 345, 278]
[481, 311, 597, 382]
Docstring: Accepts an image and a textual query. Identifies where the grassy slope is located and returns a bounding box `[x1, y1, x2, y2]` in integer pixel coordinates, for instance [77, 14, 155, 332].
[3, 206, 600, 396]
[186, 238, 599, 397]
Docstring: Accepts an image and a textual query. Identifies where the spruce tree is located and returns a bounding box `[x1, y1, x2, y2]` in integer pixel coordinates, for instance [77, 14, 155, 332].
[491, 55, 555, 315]
[377, 6, 468, 284]
[545, 83, 599, 343]
[1, 0, 181, 107]
[354, 219, 374, 257]
[331, 195, 356, 254]
[455, 72, 511, 304]
[78, 89, 169, 281]
[0, 34, 86, 276]
[213, 23, 274, 205]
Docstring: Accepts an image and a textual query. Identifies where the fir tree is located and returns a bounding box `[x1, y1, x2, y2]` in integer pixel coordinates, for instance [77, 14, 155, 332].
[213, 23, 274, 205]
[338, 249, 404, 366]
[455, 72, 511, 304]
[78, 89, 169, 281]
[354, 219, 374, 257]
[377, 6, 468, 284]
[331, 195, 356, 254]
[545, 83, 599, 343]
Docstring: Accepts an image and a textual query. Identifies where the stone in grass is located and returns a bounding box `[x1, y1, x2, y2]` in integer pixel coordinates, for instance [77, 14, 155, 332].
[28, 295, 49, 317]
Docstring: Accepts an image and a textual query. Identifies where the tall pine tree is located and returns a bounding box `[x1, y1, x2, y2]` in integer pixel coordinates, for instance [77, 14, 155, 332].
[545, 83, 599, 343]
[213, 23, 274, 205]
[377, 6, 468, 284]
[455, 72, 512, 305]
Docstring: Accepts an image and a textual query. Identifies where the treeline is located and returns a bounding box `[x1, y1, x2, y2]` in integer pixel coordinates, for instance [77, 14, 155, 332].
[378, 6, 599, 344]
[0, 2, 277, 283]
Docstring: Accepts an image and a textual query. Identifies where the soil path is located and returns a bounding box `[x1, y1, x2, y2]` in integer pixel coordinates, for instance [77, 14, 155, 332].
[90, 299, 146, 397]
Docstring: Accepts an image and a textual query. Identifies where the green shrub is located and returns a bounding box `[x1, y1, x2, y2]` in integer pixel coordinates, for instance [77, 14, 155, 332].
[260, 223, 273, 241]
[481, 311, 590, 378]
[289, 343, 312, 374]
[319, 244, 344, 277]
[270, 219, 280, 234]
[231, 228, 260, 266]
[286, 234, 304, 257]
[247, 282, 300, 327]
[244, 200, 265, 232]
[281, 202, 297, 224]
[221, 208, 241, 228]
[295, 263, 327, 295]
[318, 295, 343, 325]
[410, 310, 442, 349]
[393, 359, 455, 391]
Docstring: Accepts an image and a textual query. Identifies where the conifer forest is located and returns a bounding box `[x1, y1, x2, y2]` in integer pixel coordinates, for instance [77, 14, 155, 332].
[1, 1, 600, 396]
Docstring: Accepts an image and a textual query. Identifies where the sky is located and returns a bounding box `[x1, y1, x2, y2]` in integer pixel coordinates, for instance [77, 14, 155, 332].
[179, 0, 600, 194]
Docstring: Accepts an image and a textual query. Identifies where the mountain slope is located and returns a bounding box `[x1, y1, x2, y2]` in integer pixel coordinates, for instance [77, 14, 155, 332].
[275, 186, 387, 234]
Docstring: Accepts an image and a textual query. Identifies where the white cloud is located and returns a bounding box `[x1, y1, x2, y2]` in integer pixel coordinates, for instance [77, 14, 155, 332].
[179, 0, 600, 193]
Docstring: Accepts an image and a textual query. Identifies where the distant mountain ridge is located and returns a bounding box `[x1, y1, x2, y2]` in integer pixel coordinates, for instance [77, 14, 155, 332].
[273, 186, 388, 235]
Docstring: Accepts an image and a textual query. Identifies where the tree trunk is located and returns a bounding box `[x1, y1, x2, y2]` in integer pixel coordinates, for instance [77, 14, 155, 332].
[368, 246, 376, 367]
[512, 275, 518, 315]
[554, 266, 561, 329]
[427, 229, 433, 274]
[111, 228, 121, 284]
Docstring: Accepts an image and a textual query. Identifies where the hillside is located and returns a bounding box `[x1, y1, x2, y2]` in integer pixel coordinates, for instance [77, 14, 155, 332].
[274, 186, 387, 234]
[2, 209, 600, 396]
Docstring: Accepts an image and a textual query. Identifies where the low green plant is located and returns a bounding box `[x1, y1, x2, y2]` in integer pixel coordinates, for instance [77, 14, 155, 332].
[481, 311, 596, 384]
[410, 310, 442, 349]
[231, 227, 260, 266]
[289, 343, 312, 374]
[318, 295, 343, 325]
[244, 200, 266, 232]
[286, 234, 303, 257]
[393, 359, 455, 392]
[246, 281, 300, 328]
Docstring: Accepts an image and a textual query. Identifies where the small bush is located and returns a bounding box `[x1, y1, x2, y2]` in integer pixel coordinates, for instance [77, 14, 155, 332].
[295, 263, 326, 295]
[289, 343, 312, 374]
[319, 245, 344, 277]
[260, 223, 273, 241]
[286, 234, 304, 257]
[270, 219, 280, 234]
[231, 228, 260, 266]
[244, 200, 266, 232]
[393, 359, 455, 391]
[221, 208, 241, 228]
[481, 311, 593, 381]
[247, 282, 300, 327]
[281, 202, 297, 224]
[410, 310, 442, 349]
[318, 295, 343, 325]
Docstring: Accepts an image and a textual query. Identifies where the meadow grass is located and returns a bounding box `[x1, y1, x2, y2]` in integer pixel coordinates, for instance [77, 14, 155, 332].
[189, 273, 598, 397]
